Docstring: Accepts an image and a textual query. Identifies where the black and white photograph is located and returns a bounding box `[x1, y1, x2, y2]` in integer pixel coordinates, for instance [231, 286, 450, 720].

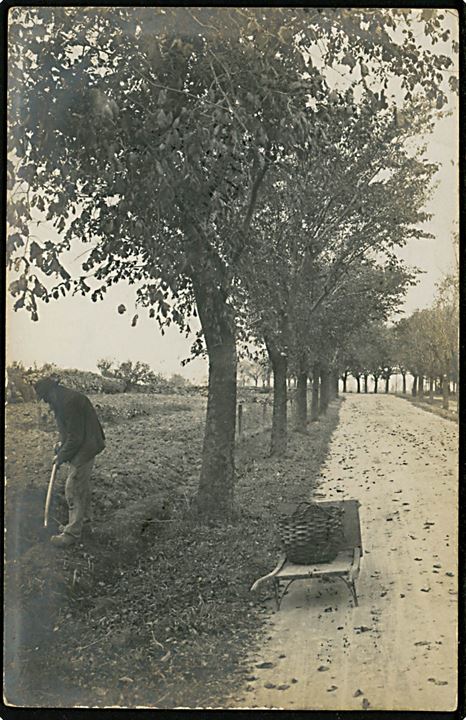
[5, 5, 459, 711]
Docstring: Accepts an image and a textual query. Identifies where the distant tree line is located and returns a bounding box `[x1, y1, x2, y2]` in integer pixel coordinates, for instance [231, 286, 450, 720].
[240, 266, 458, 414]
[6, 360, 193, 402]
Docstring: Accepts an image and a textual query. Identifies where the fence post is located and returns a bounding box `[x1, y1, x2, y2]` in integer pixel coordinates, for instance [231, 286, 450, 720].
[262, 401, 267, 426]
[237, 402, 243, 437]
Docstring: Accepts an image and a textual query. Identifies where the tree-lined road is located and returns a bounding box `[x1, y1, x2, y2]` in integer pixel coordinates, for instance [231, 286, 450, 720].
[241, 395, 457, 711]
[8, 8, 457, 518]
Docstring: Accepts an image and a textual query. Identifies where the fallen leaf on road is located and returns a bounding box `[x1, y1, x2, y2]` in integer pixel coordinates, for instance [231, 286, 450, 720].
[256, 662, 274, 669]
[428, 678, 448, 686]
[362, 698, 371, 709]
[277, 684, 290, 691]
[264, 682, 276, 689]
[327, 685, 338, 692]
[353, 689, 363, 697]
[317, 665, 329, 672]
[354, 625, 371, 633]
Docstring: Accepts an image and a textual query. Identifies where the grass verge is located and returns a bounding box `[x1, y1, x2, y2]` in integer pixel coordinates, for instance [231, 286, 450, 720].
[394, 393, 458, 423]
[5, 398, 341, 709]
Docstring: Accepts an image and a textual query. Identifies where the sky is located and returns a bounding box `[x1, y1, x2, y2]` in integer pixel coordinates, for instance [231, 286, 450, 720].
[6, 9, 459, 383]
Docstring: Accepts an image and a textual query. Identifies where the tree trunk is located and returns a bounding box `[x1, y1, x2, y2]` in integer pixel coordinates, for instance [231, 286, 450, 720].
[319, 364, 330, 415]
[373, 376, 379, 393]
[411, 374, 418, 397]
[311, 364, 320, 422]
[328, 370, 338, 399]
[418, 375, 424, 399]
[355, 375, 361, 393]
[269, 351, 287, 455]
[192, 279, 236, 518]
[442, 373, 449, 410]
[294, 369, 308, 433]
[329, 370, 336, 401]
[401, 372, 407, 395]
[429, 376, 434, 404]
[342, 372, 348, 393]
[364, 374, 369, 393]
[334, 371, 339, 398]
[237, 402, 243, 436]
[385, 375, 390, 393]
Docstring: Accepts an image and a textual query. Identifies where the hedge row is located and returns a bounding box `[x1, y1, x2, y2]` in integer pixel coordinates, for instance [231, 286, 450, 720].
[6, 364, 207, 403]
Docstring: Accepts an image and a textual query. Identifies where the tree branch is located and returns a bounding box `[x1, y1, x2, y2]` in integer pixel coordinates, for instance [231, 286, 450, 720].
[242, 158, 269, 234]
[133, 63, 231, 114]
[208, 53, 249, 135]
[187, 8, 221, 34]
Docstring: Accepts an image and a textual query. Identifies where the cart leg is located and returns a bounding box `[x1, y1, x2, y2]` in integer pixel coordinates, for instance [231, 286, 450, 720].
[350, 580, 359, 607]
[339, 576, 359, 607]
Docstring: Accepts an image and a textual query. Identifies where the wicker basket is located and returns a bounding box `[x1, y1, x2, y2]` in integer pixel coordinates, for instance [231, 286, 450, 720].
[276, 501, 344, 564]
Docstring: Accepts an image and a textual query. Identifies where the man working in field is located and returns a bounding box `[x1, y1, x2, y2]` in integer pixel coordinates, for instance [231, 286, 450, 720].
[34, 377, 106, 548]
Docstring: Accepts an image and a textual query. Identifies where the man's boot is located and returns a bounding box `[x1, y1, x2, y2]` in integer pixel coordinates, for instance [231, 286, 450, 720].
[59, 519, 91, 534]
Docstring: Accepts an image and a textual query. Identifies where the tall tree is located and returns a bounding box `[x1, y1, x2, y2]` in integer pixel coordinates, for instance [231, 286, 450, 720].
[8, 8, 320, 513]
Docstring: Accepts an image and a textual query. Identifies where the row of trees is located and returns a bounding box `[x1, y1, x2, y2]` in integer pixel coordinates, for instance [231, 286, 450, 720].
[8, 8, 457, 517]
[339, 264, 459, 407]
[393, 272, 459, 409]
[245, 260, 459, 410]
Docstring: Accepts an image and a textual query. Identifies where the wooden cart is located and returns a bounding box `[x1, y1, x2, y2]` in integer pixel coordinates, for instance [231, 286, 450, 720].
[251, 499, 363, 610]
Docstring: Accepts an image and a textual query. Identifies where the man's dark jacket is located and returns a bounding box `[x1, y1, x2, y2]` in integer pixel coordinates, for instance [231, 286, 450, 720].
[52, 386, 105, 466]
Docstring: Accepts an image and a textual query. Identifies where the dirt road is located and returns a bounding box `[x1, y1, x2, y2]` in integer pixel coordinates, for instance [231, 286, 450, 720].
[240, 394, 457, 711]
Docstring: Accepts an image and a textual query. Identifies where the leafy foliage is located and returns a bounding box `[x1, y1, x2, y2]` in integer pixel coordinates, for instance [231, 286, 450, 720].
[8, 7, 454, 325]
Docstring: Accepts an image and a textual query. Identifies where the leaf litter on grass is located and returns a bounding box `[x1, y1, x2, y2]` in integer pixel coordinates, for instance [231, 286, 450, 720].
[5, 395, 342, 708]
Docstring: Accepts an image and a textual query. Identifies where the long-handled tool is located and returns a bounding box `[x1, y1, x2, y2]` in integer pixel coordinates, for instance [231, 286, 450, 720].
[44, 461, 58, 528]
